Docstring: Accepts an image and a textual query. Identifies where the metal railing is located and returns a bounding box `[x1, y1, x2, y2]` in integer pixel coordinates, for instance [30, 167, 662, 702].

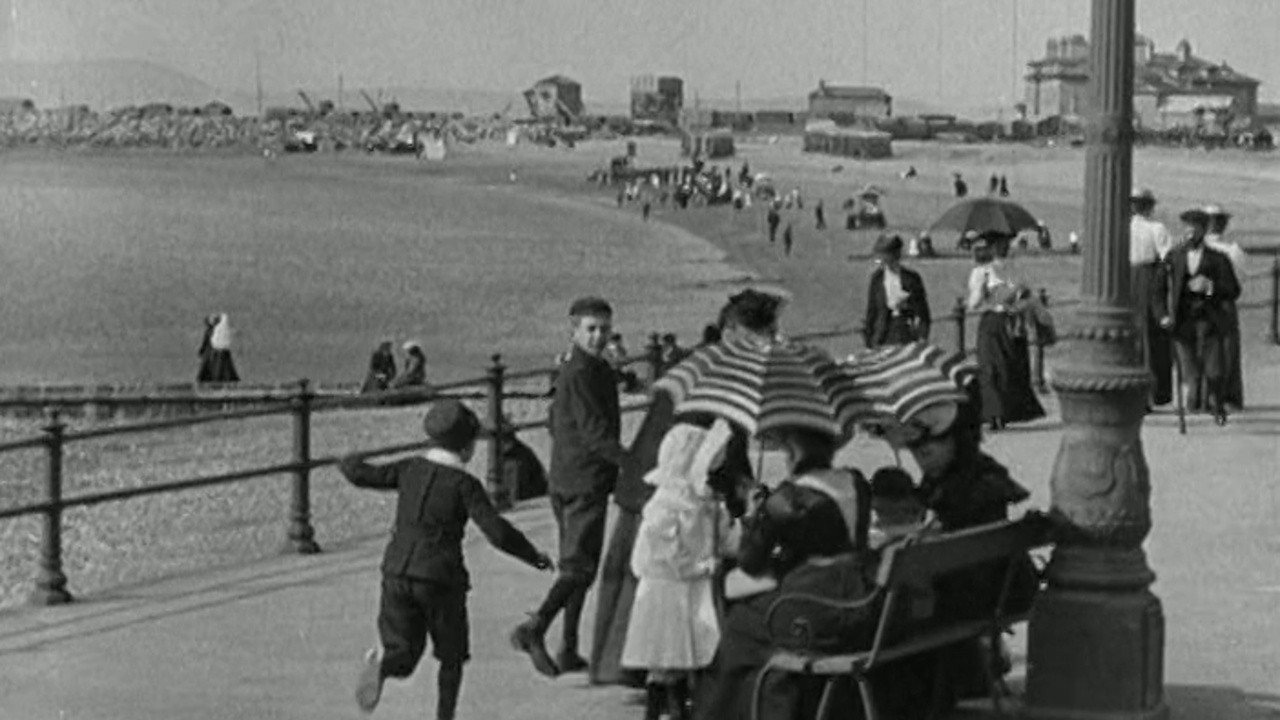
[4, 260, 1275, 610]
[0, 327, 864, 607]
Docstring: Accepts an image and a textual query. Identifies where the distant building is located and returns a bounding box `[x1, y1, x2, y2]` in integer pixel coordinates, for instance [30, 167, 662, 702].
[807, 81, 892, 121]
[630, 75, 683, 126]
[1025, 34, 1261, 129]
[524, 75, 584, 124]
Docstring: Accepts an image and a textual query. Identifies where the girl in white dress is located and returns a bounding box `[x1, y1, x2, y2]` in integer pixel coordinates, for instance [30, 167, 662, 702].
[623, 420, 736, 720]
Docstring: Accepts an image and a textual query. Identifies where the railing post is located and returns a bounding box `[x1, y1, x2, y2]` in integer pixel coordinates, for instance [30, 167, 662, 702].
[646, 332, 664, 385]
[486, 354, 511, 511]
[952, 297, 968, 356]
[1270, 254, 1279, 346]
[32, 409, 72, 606]
[1035, 288, 1050, 393]
[288, 379, 320, 554]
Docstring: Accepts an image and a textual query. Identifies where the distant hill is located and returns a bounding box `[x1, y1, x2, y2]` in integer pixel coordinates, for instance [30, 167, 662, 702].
[0, 59, 236, 110]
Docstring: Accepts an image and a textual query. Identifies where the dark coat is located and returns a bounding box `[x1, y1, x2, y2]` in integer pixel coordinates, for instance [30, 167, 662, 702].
[548, 345, 624, 496]
[361, 349, 397, 393]
[338, 456, 543, 590]
[1161, 242, 1241, 336]
[863, 265, 931, 348]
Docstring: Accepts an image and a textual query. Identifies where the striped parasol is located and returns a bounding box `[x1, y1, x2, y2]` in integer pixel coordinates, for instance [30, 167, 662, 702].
[654, 337, 870, 440]
[840, 342, 977, 428]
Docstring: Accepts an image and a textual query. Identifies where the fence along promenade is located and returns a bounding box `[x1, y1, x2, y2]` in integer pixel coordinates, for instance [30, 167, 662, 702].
[1, 263, 1276, 609]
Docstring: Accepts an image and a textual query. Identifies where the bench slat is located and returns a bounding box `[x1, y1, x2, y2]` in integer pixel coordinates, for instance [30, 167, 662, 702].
[878, 513, 1050, 589]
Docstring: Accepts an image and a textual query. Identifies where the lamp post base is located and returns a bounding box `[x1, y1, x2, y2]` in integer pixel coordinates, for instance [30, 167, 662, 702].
[1025, 575, 1168, 720]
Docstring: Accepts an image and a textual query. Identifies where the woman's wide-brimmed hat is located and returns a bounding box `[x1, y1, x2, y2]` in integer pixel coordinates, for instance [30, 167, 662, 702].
[873, 234, 904, 256]
[1179, 208, 1210, 226]
[1203, 204, 1231, 218]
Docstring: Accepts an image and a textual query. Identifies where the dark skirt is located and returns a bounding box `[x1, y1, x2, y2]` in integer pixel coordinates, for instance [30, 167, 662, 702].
[1222, 303, 1243, 408]
[588, 507, 647, 687]
[883, 315, 921, 346]
[198, 349, 239, 383]
[976, 313, 1043, 425]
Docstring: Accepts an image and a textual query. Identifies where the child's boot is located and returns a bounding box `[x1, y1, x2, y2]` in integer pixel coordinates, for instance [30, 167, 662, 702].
[644, 683, 667, 720]
[668, 678, 691, 720]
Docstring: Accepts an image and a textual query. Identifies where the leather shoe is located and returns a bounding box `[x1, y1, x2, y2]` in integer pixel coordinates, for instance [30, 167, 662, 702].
[510, 616, 560, 678]
[555, 651, 589, 673]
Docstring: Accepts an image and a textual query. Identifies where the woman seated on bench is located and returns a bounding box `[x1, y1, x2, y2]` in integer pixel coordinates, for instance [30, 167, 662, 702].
[882, 392, 1038, 713]
[694, 426, 878, 720]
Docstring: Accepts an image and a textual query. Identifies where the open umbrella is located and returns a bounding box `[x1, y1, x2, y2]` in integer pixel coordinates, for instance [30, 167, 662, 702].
[928, 198, 1039, 237]
[858, 184, 887, 200]
[654, 337, 869, 440]
[840, 342, 977, 431]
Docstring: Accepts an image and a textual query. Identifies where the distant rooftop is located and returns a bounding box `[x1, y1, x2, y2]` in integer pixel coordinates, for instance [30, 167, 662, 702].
[810, 82, 890, 100]
[535, 74, 581, 88]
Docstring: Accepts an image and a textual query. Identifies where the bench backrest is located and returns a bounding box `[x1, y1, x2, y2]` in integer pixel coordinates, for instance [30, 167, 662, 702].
[864, 512, 1052, 666]
[876, 513, 1051, 591]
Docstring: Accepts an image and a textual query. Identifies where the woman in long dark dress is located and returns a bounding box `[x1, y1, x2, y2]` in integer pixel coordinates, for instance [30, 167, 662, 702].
[590, 290, 780, 687]
[967, 243, 1044, 429]
[881, 389, 1037, 715]
[694, 427, 878, 720]
[202, 313, 240, 383]
[196, 314, 218, 382]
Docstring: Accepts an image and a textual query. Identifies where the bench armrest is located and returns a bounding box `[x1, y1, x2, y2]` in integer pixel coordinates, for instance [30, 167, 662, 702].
[764, 590, 882, 652]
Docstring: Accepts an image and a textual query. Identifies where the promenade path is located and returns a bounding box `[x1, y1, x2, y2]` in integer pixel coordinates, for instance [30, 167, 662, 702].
[1, 360, 1277, 719]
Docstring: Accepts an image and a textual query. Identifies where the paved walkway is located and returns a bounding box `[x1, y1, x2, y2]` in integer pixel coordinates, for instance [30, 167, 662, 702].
[1, 362, 1278, 719]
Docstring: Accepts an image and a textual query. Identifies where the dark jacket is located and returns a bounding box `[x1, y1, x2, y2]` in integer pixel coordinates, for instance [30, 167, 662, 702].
[863, 265, 931, 348]
[361, 349, 397, 394]
[549, 344, 624, 496]
[339, 455, 542, 589]
[1160, 242, 1241, 335]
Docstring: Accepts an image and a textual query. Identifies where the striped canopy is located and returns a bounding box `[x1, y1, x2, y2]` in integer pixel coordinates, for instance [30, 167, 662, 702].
[840, 342, 977, 427]
[654, 337, 870, 439]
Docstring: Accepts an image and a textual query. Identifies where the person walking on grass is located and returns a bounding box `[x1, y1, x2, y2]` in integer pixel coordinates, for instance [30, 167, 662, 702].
[782, 223, 794, 256]
[512, 297, 625, 678]
[340, 399, 555, 719]
[766, 203, 781, 243]
[814, 200, 826, 230]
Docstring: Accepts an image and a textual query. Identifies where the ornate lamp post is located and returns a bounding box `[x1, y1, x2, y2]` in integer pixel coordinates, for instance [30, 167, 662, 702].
[1024, 0, 1167, 718]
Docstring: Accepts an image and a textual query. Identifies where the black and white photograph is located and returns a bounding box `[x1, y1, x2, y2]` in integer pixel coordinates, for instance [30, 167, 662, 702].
[0, 1, 1278, 718]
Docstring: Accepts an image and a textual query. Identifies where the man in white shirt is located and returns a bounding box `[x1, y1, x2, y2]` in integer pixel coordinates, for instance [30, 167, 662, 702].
[1204, 204, 1246, 409]
[1129, 189, 1174, 408]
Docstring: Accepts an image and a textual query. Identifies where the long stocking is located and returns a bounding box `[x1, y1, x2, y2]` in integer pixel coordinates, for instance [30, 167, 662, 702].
[437, 662, 463, 720]
[561, 586, 588, 655]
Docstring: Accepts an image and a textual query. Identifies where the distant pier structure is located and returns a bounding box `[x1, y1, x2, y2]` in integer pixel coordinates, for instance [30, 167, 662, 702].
[630, 75, 683, 127]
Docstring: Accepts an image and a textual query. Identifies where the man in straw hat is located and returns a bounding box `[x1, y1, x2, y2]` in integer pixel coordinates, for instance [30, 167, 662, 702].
[339, 399, 555, 718]
[1204, 204, 1247, 410]
[1129, 188, 1176, 408]
[1159, 208, 1242, 425]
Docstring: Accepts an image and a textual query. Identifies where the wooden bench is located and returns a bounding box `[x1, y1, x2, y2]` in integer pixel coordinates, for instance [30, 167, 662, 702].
[751, 512, 1053, 720]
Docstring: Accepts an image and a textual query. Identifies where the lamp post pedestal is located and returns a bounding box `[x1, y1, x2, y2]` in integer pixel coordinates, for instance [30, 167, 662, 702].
[1022, 0, 1167, 716]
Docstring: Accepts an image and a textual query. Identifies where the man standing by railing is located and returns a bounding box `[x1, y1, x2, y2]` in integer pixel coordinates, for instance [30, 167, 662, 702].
[1129, 189, 1175, 410]
[512, 296, 625, 678]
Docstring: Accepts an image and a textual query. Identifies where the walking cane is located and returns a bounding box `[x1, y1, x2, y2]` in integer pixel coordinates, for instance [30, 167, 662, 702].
[1173, 352, 1187, 435]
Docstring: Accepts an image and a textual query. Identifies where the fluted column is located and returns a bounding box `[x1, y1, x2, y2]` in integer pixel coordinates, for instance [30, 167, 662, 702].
[1023, 0, 1168, 718]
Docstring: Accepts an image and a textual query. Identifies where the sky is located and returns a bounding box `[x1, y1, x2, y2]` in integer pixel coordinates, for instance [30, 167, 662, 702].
[5, 0, 1278, 109]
